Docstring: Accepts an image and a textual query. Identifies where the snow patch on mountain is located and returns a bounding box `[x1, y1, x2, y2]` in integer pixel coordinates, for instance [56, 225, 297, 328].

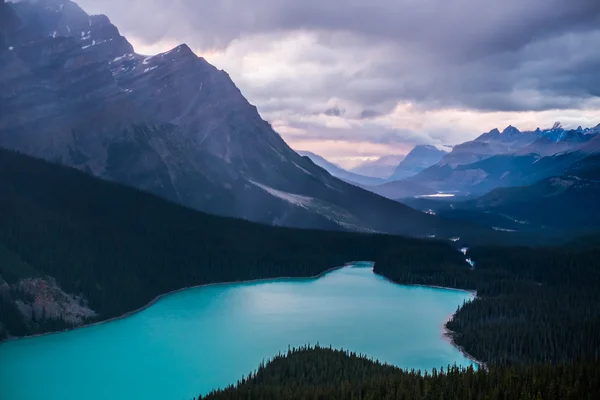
[250, 181, 313, 209]
[499, 214, 529, 224]
[291, 161, 314, 177]
[493, 227, 517, 232]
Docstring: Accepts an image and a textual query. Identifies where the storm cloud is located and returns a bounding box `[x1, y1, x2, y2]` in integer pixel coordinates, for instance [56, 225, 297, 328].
[72, 0, 600, 165]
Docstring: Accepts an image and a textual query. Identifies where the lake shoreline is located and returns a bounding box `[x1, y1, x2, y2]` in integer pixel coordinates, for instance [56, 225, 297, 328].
[372, 271, 481, 367]
[2, 262, 484, 370]
[1, 264, 351, 344]
[442, 315, 486, 370]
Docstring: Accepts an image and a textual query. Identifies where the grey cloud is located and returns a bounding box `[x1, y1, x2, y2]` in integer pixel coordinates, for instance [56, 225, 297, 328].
[71, 0, 600, 117]
[359, 110, 381, 119]
[245, 27, 600, 116]
[323, 107, 344, 117]
[336, 28, 600, 112]
[284, 118, 443, 147]
[373, 130, 433, 145]
[76, 0, 600, 60]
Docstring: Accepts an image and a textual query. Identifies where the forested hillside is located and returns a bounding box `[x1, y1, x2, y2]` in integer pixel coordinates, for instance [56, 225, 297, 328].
[200, 346, 600, 400]
[376, 244, 600, 365]
[0, 148, 466, 339]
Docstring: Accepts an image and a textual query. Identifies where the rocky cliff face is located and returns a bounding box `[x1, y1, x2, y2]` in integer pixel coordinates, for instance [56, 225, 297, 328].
[0, 272, 96, 339]
[0, 0, 471, 237]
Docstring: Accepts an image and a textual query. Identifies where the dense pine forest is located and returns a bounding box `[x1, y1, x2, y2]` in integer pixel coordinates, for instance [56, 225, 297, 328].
[376, 244, 600, 365]
[200, 346, 600, 400]
[0, 148, 465, 339]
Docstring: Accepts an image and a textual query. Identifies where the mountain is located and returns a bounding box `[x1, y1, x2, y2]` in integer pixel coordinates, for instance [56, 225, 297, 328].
[0, 147, 469, 339]
[538, 121, 600, 142]
[388, 145, 448, 181]
[516, 126, 599, 156]
[411, 151, 589, 195]
[438, 125, 538, 168]
[297, 151, 385, 186]
[420, 153, 600, 233]
[350, 155, 406, 178]
[0, 0, 477, 237]
[408, 123, 600, 195]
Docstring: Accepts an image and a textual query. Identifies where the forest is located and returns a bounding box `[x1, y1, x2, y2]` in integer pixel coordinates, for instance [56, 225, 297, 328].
[200, 346, 600, 400]
[0, 148, 466, 338]
[375, 243, 600, 365]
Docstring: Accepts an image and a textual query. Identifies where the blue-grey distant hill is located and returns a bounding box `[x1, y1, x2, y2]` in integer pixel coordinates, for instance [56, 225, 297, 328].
[297, 151, 385, 186]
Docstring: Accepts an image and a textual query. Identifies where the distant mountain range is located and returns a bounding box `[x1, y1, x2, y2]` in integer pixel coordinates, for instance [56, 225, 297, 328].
[0, 0, 480, 238]
[404, 152, 600, 235]
[296, 151, 385, 186]
[358, 122, 600, 236]
[299, 145, 450, 198]
[403, 123, 600, 196]
[350, 155, 405, 178]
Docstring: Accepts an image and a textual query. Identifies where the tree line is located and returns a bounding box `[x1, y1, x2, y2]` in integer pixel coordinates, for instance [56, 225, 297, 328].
[375, 243, 600, 365]
[199, 345, 600, 400]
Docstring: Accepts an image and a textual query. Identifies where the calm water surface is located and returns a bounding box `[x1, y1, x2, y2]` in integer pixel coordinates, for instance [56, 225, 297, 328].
[0, 265, 475, 400]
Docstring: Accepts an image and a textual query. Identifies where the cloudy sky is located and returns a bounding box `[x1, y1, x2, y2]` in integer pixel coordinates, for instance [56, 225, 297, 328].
[76, 0, 600, 167]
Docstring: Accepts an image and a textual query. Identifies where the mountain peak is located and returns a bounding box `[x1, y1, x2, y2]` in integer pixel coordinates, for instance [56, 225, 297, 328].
[9, 0, 134, 60]
[475, 128, 500, 142]
[502, 125, 520, 135]
[389, 145, 447, 180]
[173, 43, 193, 55]
[552, 121, 562, 130]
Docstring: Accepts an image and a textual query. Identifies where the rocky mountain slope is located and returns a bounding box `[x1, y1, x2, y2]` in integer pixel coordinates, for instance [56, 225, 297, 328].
[0, 0, 477, 237]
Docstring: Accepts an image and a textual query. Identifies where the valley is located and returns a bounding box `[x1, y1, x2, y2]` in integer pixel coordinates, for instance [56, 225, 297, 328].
[1, 0, 600, 399]
[1, 147, 599, 399]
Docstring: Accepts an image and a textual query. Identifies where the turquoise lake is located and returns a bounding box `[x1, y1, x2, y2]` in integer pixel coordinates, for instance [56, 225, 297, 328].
[0, 264, 475, 400]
